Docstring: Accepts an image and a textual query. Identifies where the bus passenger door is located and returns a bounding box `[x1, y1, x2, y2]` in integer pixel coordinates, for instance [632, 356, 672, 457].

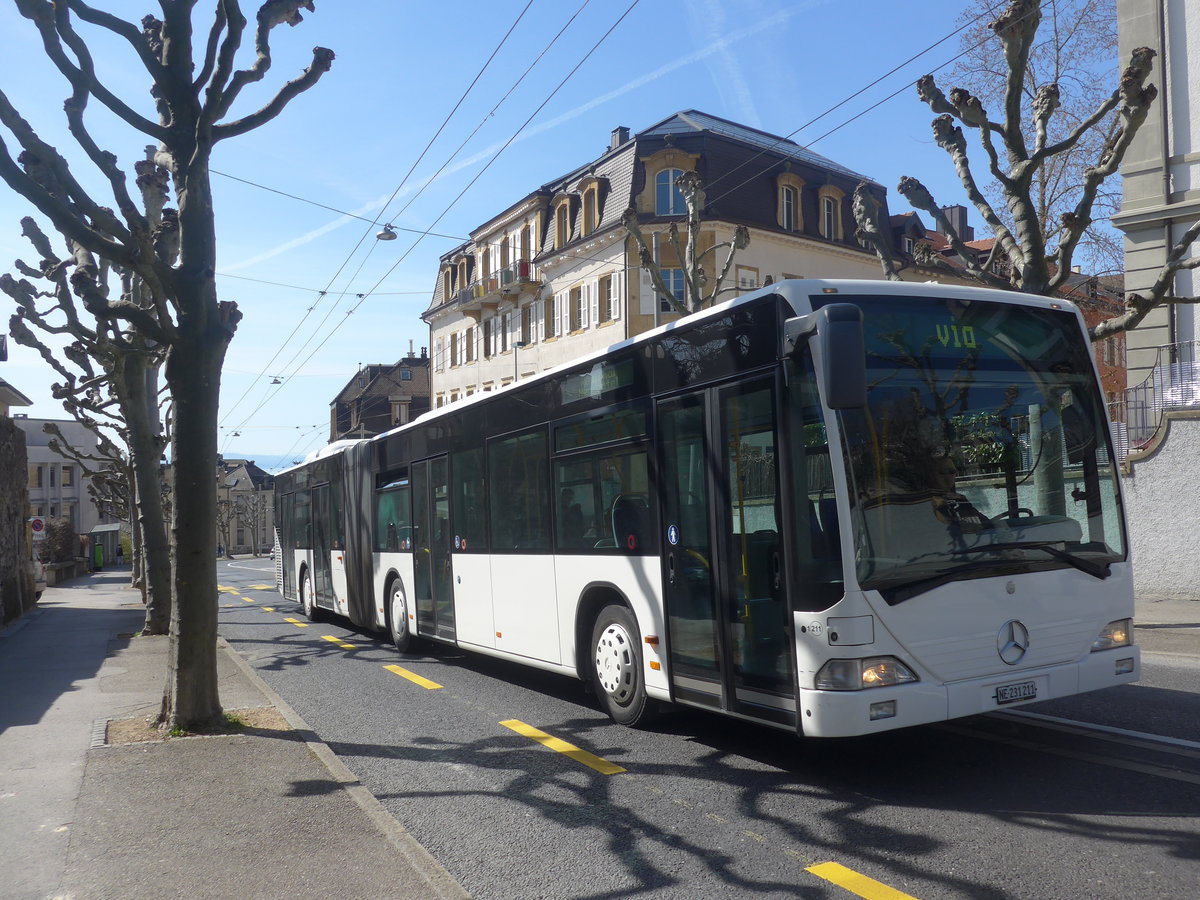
[311, 483, 334, 608]
[717, 380, 794, 723]
[412, 457, 455, 641]
[659, 380, 795, 724]
[658, 393, 725, 709]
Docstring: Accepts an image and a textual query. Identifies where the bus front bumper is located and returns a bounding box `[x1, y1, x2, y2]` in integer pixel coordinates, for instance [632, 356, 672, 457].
[797, 645, 1141, 738]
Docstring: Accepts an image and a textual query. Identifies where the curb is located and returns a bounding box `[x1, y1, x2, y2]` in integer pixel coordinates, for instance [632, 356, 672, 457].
[218, 637, 471, 900]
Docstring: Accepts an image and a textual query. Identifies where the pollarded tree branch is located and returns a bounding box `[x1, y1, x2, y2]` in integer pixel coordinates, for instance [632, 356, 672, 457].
[703, 224, 750, 303]
[989, 0, 1040, 161]
[1048, 47, 1158, 291]
[897, 176, 1012, 290]
[213, 45, 335, 141]
[194, 3, 231, 91]
[62, 0, 166, 79]
[0, 90, 133, 252]
[622, 208, 691, 318]
[210, 0, 315, 123]
[851, 182, 904, 282]
[14, 0, 168, 141]
[1091, 218, 1200, 340]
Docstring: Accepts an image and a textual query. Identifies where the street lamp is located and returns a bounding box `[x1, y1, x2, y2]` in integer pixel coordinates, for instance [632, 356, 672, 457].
[513, 341, 528, 382]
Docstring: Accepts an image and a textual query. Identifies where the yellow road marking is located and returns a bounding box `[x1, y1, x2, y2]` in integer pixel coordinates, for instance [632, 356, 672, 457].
[322, 635, 357, 650]
[242, 596, 255, 603]
[500, 719, 626, 775]
[262, 606, 275, 612]
[283, 617, 309, 628]
[218, 586, 240, 594]
[383, 664, 442, 690]
[806, 862, 919, 900]
[249, 584, 275, 590]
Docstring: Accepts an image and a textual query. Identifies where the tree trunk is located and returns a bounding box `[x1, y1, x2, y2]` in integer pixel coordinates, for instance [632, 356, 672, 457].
[159, 309, 228, 730]
[119, 352, 173, 634]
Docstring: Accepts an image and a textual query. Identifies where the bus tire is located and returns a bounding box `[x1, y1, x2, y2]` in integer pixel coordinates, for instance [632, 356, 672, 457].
[386, 578, 415, 653]
[591, 604, 657, 726]
[300, 571, 322, 622]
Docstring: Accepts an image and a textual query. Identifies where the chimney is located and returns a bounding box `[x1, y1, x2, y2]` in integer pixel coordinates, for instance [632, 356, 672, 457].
[420, 346, 428, 359]
[408, 339, 415, 359]
[610, 126, 630, 151]
[939, 204, 974, 242]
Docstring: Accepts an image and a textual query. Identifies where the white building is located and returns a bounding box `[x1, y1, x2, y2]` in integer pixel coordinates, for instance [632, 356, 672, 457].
[422, 111, 895, 405]
[12, 415, 114, 536]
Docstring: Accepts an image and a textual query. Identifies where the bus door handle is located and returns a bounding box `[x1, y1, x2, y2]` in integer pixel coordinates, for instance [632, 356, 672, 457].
[772, 551, 781, 593]
[668, 552, 676, 586]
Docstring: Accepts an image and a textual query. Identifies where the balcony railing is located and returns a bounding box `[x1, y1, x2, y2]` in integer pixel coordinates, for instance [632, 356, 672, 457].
[452, 259, 539, 312]
[1110, 339, 1200, 462]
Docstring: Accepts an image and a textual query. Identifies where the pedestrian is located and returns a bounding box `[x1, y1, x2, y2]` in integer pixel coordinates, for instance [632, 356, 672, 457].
[115, 544, 124, 566]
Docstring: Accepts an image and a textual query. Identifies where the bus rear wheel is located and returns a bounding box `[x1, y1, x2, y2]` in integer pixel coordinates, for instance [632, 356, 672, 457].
[301, 571, 322, 622]
[387, 579, 415, 653]
[591, 604, 656, 726]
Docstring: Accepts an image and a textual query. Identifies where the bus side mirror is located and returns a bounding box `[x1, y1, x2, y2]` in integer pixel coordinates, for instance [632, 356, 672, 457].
[784, 303, 866, 410]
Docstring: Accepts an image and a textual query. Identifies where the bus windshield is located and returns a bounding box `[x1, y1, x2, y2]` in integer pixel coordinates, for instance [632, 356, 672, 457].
[831, 293, 1125, 603]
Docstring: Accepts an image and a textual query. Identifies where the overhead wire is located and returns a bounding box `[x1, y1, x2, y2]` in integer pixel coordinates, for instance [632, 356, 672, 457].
[220, 0, 538, 437]
[225, 0, 1035, 457]
[227, 0, 641, 434]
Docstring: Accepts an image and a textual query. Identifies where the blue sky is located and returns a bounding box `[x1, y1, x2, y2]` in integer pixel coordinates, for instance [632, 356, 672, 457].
[1, 0, 1050, 470]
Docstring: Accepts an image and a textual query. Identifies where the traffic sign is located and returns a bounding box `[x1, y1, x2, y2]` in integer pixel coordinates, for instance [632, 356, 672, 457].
[29, 516, 45, 532]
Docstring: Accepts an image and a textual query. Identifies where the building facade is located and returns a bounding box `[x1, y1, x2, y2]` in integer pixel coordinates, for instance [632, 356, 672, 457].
[12, 415, 113, 536]
[329, 349, 432, 441]
[216, 456, 275, 555]
[1113, 0, 1200, 382]
[422, 110, 894, 405]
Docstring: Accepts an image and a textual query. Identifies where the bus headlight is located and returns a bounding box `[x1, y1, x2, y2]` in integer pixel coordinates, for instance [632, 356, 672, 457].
[1091, 618, 1133, 651]
[815, 656, 918, 691]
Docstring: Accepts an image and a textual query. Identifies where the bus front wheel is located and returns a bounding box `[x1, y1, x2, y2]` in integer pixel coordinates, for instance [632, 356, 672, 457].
[591, 604, 656, 726]
[387, 580, 415, 653]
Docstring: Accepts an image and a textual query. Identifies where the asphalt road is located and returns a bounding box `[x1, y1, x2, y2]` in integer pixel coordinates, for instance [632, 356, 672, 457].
[217, 558, 1200, 900]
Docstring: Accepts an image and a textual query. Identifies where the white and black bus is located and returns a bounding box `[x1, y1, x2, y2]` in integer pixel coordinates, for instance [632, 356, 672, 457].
[274, 279, 1138, 737]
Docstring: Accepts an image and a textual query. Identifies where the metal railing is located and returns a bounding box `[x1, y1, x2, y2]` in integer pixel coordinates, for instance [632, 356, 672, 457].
[1110, 340, 1200, 461]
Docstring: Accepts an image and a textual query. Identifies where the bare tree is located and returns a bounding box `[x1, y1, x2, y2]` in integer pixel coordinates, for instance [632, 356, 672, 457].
[623, 171, 750, 316]
[236, 490, 270, 555]
[4, 213, 174, 633]
[0, 2, 333, 730]
[945, 0, 1124, 276]
[854, 0, 1198, 341]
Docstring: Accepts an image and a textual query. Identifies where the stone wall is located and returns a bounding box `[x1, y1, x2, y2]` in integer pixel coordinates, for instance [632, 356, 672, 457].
[0, 418, 35, 627]
[1122, 411, 1200, 599]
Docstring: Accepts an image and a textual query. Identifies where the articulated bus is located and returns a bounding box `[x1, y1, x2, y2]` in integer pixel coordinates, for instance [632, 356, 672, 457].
[273, 279, 1138, 737]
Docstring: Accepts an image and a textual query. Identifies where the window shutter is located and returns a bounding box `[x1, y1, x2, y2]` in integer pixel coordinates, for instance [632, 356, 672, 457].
[589, 282, 599, 324]
[581, 284, 591, 328]
[560, 293, 568, 336]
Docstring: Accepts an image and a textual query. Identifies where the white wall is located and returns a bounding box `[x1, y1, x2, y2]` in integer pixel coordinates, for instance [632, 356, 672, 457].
[1122, 413, 1200, 598]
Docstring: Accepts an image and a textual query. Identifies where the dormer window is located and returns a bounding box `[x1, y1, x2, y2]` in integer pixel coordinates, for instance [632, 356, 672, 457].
[775, 173, 805, 232]
[818, 185, 845, 241]
[655, 168, 686, 215]
[555, 201, 570, 248]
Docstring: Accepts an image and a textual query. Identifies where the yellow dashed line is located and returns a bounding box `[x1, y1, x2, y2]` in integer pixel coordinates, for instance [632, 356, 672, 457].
[217, 586, 240, 594]
[743, 830, 766, 842]
[242, 596, 255, 603]
[262, 606, 274, 612]
[283, 617, 309, 628]
[383, 664, 442, 690]
[322, 635, 357, 650]
[249, 584, 275, 590]
[500, 719, 626, 776]
[806, 861, 919, 900]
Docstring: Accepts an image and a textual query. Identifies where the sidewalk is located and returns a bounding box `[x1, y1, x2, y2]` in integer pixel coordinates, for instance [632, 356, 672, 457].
[0, 568, 469, 900]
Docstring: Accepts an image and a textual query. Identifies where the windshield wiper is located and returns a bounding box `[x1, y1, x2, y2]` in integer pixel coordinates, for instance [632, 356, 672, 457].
[954, 541, 1111, 579]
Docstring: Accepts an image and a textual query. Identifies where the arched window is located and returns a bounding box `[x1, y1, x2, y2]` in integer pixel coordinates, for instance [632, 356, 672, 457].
[780, 186, 797, 231]
[655, 168, 686, 215]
